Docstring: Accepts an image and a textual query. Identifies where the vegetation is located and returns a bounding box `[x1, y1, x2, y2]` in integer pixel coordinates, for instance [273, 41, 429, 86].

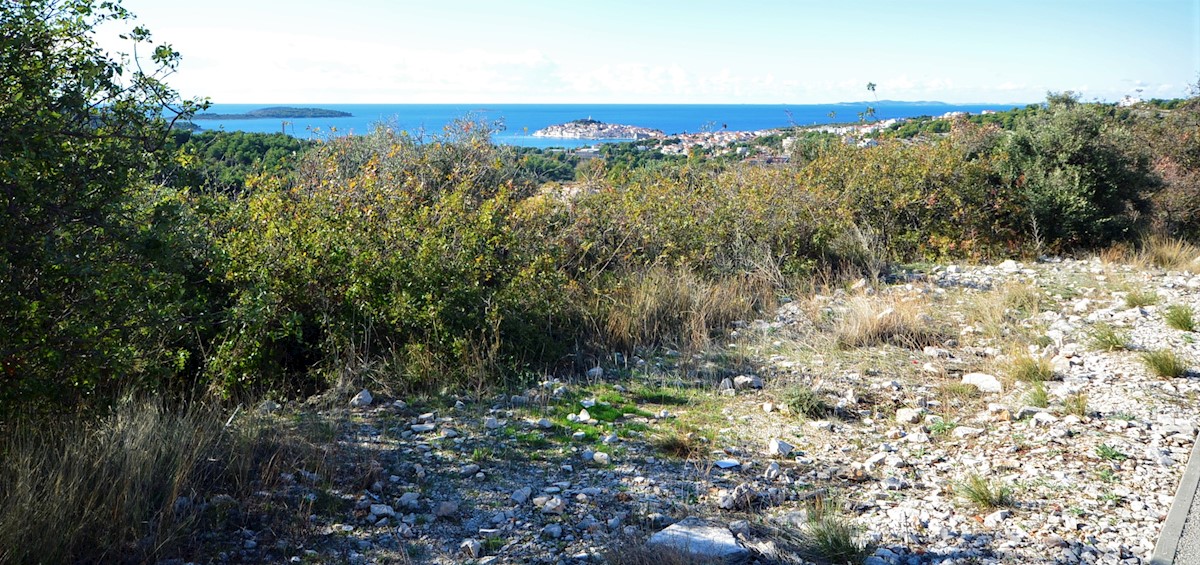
[1089, 323, 1128, 351]
[1142, 349, 1190, 379]
[4, 0, 1200, 418]
[1165, 305, 1197, 332]
[956, 473, 1015, 510]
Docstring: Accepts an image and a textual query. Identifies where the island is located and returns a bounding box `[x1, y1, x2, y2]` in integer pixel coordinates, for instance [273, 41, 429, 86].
[192, 107, 352, 120]
[533, 118, 665, 140]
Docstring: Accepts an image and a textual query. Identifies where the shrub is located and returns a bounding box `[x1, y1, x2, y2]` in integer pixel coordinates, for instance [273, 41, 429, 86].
[781, 384, 833, 419]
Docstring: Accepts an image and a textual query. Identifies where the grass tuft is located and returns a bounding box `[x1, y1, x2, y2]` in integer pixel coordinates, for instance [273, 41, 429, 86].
[1142, 235, 1200, 271]
[1125, 288, 1159, 308]
[1141, 349, 1190, 379]
[1088, 323, 1128, 351]
[1165, 304, 1196, 332]
[1026, 381, 1049, 408]
[955, 473, 1014, 510]
[836, 296, 945, 349]
[800, 514, 871, 564]
[1009, 354, 1054, 383]
[1063, 392, 1090, 417]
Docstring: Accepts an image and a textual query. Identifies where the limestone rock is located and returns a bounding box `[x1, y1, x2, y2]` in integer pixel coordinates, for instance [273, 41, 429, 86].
[350, 389, 373, 407]
[962, 373, 1003, 393]
[646, 517, 749, 564]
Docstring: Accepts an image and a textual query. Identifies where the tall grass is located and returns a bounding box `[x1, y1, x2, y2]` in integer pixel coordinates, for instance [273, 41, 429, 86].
[0, 399, 319, 564]
[1141, 236, 1200, 271]
[836, 295, 945, 349]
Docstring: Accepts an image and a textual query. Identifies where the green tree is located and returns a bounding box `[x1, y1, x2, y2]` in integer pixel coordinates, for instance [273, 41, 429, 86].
[0, 0, 206, 409]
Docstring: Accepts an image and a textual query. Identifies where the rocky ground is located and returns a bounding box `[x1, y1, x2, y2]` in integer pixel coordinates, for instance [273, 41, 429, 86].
[177, 257, 1200, 564]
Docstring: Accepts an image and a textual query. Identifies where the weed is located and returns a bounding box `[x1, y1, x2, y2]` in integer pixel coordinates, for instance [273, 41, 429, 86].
[1095, 444, 1128, 461]
[1125, 288, 1159, 308]
[1165, 304, 1196, 332]
[1088, 323, 1128, 351]
[1094, 467, 1119, 483]
[928, 419, 958, 436]
[1010, 354, 1054, 383]
[781, 384, 832, 419]
[1141, 349, 1190, 378]
[956, 473, 1014, 510]
[654, 428, 711, 460]
[800, 514, 871, 564]
[1026, 381, 1049, 408]
[1063, 393, 1090, 417]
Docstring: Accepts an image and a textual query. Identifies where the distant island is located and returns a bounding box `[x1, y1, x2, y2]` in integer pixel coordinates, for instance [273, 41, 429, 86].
[533, 118, 665, 140]
[192, 107, 353, 120]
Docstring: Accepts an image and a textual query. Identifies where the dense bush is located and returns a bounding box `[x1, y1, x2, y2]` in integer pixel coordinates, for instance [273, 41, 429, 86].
[209, 126, 573, 396]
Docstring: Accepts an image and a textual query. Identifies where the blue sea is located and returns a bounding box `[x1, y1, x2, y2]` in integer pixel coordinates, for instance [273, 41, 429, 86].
[191, 102, 1028, 148]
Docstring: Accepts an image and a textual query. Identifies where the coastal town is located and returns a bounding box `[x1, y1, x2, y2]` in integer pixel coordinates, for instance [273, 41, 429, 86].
[536, 111, 997, 161]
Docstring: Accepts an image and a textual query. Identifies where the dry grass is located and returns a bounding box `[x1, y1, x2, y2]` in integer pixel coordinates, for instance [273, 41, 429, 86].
[1165, 304, 1197, 332]
[1009, 354, 1055, 383]
[965, 281, 1043, 339]
[1063, 392, 1090, 417]
[1088, 323, 1128, 351]
[835, 295, 946, 349]
[0, 398, 326, 564]
[601, 266, 772, 353]
[1141, 235, 1200, 271]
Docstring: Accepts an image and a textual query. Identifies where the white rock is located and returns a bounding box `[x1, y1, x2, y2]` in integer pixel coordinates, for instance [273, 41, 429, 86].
[484, 417, 501, 429]
[537, 418, 553, 429]
[962, 372, 1003, 393]
[714, 459, 741, 469]
[459, 539, 482, 558]
[733, 375, 763, 389]
[952, 426, 986, 439]
[764, 462, 781, 480]
[646, 517, 750, 563]
[350, 389, 373, 407]
[541, 496, 566, 514]
[896, 408, 923, 424]
[593, 451, 611, 465]
[768, 438, 794, 456]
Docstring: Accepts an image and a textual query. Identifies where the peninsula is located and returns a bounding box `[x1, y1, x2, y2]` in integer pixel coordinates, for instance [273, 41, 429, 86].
[192, 107, 352, 120]
[533, 118, 665, 140]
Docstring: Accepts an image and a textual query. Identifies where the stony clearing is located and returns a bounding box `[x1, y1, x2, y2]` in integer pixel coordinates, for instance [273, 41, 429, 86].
[185, 257, 1200, 564]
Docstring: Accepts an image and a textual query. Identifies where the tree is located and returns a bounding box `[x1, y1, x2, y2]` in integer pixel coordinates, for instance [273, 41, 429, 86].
[0, 0, 206, 409]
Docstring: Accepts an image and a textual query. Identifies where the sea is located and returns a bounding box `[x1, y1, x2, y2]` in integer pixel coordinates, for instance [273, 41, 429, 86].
[190, 102, 1028, 149]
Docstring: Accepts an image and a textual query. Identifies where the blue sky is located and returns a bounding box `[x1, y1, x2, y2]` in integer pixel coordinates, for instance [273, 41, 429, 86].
[103, 0, 1199, 104]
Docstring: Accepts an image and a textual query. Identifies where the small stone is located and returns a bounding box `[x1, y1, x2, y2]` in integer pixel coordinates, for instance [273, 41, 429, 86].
[460, 464, 481, 477]
[511, 486, 532, 504]
[881, 476, 909, 490]
[459, 539, 482, 558]
[350, 389, 373, 407]
[435, 501, 459, 518]
[593, 451, 611, 465]
[541, 524, 563, 539]
[984, 509, 1012, 527]
[714, 459, 741, 469]
[768, 438, 794, 457]
[762, 401, 775, 413]
[962, 372, 1003, 393]
[764, 462, 781, 480]
[537, 418, 553, 429]
[896, 407, 922, 424]
[398, 492, 420, 508]
[577, 408, 591, 421]
[541, 496, 566, 514]
[952, 426, 985, 439]
[586, 366, 604, 378]
[484, 417, 501, 429]
[370, 504, 395, 518]
[733, 375, 763, 389]
[411, 424, 436, 433]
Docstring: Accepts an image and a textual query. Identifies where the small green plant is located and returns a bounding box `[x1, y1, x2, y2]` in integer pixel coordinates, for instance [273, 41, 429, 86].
[1165, 304, 1196, 332]
[1125, 288, 1159, 308]
[1088, 323, 1128, 351]
[1095, 444, 1128, 461]
[927, 419, 958, 436]
[955, 473, 1014, 510]
[1141, 349, 1190, 379]
[1063, 393, 1089, 417]
[1094, 467, 1119, 483]
[781, 384, 832, 419]
[1026, 381, 1049, 408]
[1010, 354, 1054, 383]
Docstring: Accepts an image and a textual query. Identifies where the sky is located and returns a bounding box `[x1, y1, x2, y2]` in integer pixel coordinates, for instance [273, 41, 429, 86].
[99, 0, 1200, 105]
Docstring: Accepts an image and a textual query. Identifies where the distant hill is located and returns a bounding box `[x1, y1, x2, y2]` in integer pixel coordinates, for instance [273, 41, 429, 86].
[192, 107, 352, 120]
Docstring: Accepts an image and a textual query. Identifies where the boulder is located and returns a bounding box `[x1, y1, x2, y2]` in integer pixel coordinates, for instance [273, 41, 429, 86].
[646, 516, 750, 564]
